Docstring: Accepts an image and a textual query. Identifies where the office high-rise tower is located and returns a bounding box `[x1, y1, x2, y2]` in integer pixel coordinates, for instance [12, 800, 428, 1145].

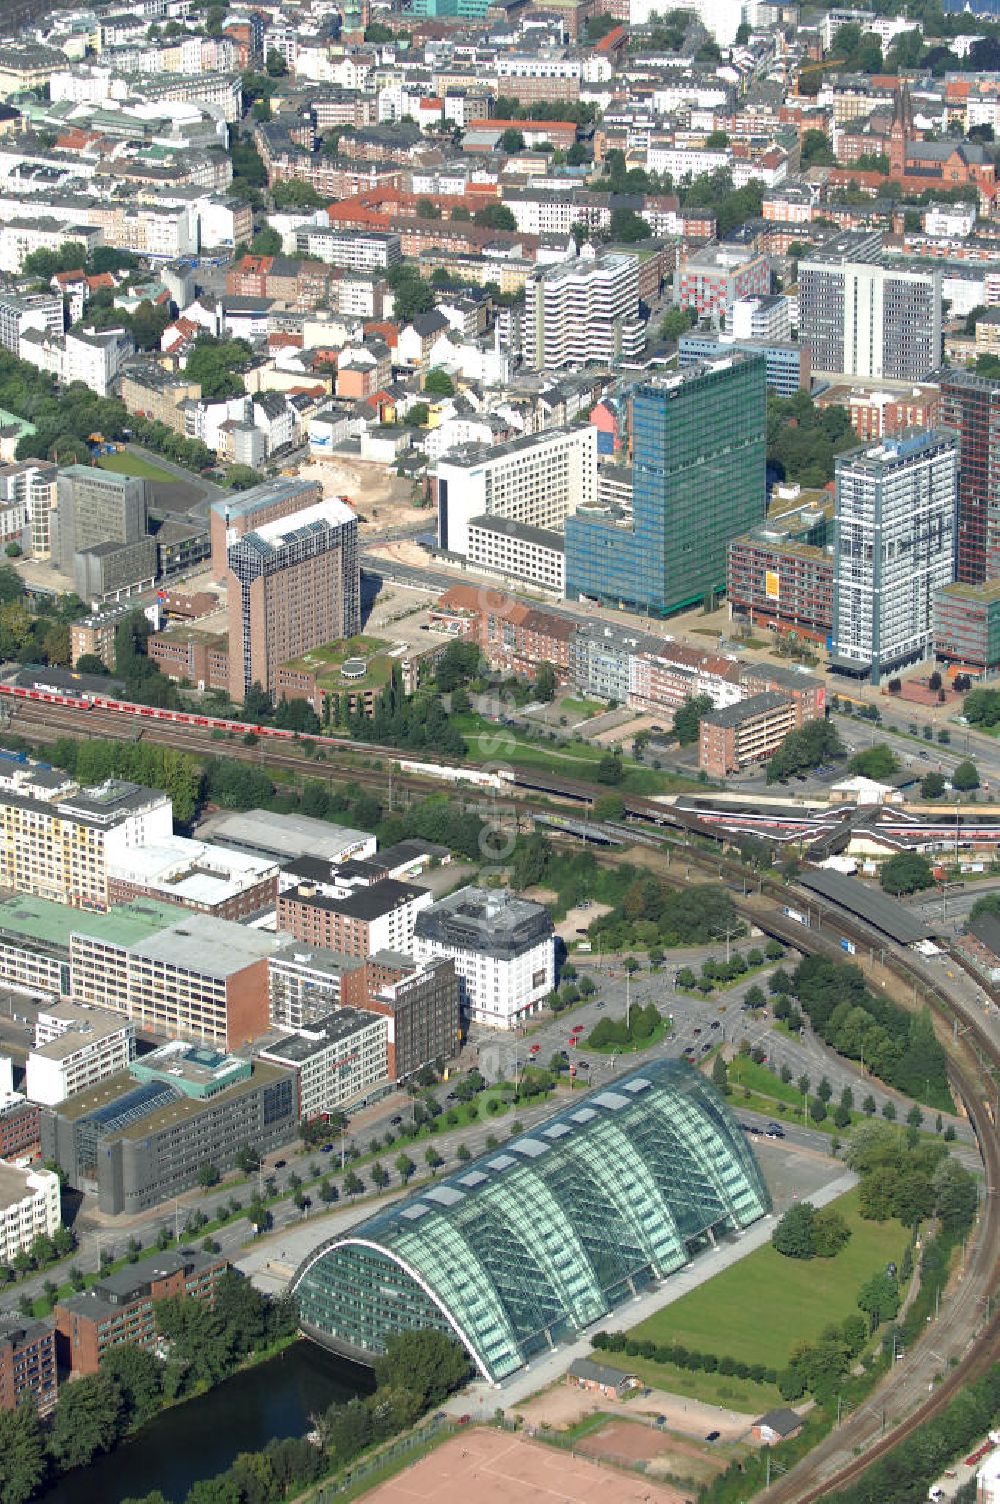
[564, 353, 767, 615]
[938, 367, 1000, 585]
[832, 431, 957, 685]
[227, 497, 360, 703]
[54, 467, 149, 575]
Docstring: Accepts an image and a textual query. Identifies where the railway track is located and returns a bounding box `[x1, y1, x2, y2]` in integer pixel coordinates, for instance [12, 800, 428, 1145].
[6, 694, 999, 1497]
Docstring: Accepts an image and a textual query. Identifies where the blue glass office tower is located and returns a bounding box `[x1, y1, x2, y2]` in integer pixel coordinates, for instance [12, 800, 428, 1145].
[565, 353, 767, 616]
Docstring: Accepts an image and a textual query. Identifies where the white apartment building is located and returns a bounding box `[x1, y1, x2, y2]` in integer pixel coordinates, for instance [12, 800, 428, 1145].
[466, 516, 565, 593]
[503, 188, 610, 238]
[0, 779, 174, 911]
[63, 327, 133, 398]
[435, 424, 597, 559]
[493, 55, 582, 86]
[524, 254, 645, 370]
[922, 202, 976, 239]
[258, 1009, 389, 1120]
[0, 218, 102, 275]
[798, 234, 942, 381]
[0, 1165, 60, 1265]
[413, 886, 555, 1031]
[0, 293, 63, 357]
[646, 143, 731, 178]
[729, 295, 791, 342]
[832, 431, 958, 685]
[294, 227, 402, 272]
[26, 1002, 136, 1107]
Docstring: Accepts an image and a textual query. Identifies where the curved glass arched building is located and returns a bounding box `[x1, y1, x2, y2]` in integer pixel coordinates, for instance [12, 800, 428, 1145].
[292, 1060, 771, 1383]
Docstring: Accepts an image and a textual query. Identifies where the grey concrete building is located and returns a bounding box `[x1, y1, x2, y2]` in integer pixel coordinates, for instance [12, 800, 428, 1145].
[41, 1049, 298, 1215]
[54, 466, 149, 578]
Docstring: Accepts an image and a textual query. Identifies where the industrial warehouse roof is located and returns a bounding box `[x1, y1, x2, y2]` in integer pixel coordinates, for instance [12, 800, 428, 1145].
[292, 1059, 771, 1384]
[204, 809, 371, 865]
[797, 867, 931, 944]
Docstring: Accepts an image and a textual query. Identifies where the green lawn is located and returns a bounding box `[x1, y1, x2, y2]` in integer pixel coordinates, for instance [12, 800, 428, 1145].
[623, 1187, 907, 1372]
[728, 1056, 807, 1108]
[449, 712, 701, 794]
[559, 696, 604, 720]
[607, 1353, 780, 1410]
[97, 451, 173, 481]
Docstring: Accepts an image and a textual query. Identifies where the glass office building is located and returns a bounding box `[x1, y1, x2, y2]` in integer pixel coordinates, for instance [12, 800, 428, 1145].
[292, 1060, 771, 1383]
[564, 354, 767, 616]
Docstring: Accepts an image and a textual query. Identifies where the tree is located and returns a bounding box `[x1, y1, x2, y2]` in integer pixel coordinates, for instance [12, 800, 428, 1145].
[921, 770, 946, 799]
[0, 1401, 46, 1504]
[474, 203, 517, 231]
[343, 1170, 363, 1198]
[880, 852, 934, 896]
[102, 1344, 163, 1430]
[711, 1053, 729, 1094]
[265, 47, 287, 75]
[535, 660, 557, 702]
[423, 367, 454, 398]
[424, 1145, 443, 1174]
[271, 180, 326, 210]
[185, 334, 251, 402]
[766, 719, 844, 783]
[801, 128, 835, 166]
[857, 1270, 899, 1331]
[597, 749, 623, 784]
[501, 127, 525, 152]
[849, 744, 899, 780]
[374, 1331, 468, 1407]
[395, 1153, 416, 1183]
[407, 402, 429, 427]
[952, 758, 980, 791]
[196, 1163, 220, 1188]
[609, 207, 652, 242]
[772, 1202, 817, 1258]
[48, 1373, 122, 1470]
[672, 695, 713, 745]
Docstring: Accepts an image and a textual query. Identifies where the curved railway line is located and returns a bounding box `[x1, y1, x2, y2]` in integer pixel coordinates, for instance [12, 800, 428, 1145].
[4, 689, 999, 1498]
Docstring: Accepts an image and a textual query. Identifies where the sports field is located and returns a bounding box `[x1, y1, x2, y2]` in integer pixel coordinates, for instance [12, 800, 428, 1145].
[360, 1429, 691, 1504]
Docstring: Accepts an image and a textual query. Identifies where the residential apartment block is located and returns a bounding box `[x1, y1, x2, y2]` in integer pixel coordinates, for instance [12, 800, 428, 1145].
[699, 692, 800, 778]
[258, 1009, 389, 1120]
[55, 1249, 230, 1376]
[70, 912, 288, 1050]
[340, 953, 461, 1079]
[25, 1002, 136, 1108]
[799, 234, 942, 382]
[523, 255, 644, 370]
[0, 777, 173, 911]
[0, 1316, 57, 1416]
[933, 579, 1000, 673]
[0, 1164, 60, 1265]
[832, 431, 958, 684]
[434, 424, 597, 562]
[277, 866, 432, 961]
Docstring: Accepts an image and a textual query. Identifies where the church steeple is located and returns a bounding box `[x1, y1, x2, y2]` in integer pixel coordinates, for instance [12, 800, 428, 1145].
[889, 82, 912, 177]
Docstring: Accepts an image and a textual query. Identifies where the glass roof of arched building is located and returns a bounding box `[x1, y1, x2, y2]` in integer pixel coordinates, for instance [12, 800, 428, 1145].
[292, 1059, 771, 1384]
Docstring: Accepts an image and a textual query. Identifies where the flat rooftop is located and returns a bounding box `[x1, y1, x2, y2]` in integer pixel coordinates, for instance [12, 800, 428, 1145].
[108, 835, 277, 907]
[248, 496, 357, 550]
[55, 1058, 293, 1138]
[260, 1008, 383, 1063]
[130, 913, 290, 978]
[0, 894, 180, 954]
[204, 809, 372, 864]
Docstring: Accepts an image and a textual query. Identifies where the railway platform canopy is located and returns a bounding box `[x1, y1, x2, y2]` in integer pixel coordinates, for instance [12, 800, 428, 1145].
[291, 1060, 771, 1384]
[797, 868, 932, 945]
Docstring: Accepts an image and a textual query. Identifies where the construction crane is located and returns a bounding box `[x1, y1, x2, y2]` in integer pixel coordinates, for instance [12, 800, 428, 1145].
[796, 56, 845, 93]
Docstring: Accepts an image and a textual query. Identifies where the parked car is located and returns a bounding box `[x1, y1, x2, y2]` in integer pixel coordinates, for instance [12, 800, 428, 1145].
[705, 1430, 720, 1442]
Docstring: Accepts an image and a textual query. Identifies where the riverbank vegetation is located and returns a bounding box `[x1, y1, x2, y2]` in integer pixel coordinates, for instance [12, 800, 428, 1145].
[120, 1331, 469, 1504]
[0, 1274, 297, 1504]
